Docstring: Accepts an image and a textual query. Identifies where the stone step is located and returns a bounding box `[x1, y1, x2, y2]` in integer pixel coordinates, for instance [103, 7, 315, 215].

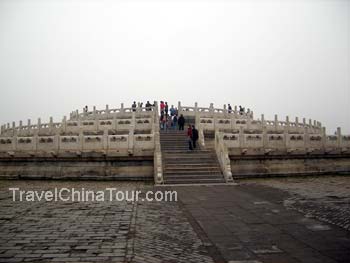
[164, 164, 221, 169]
[164, 161, 219, 166]
[160, 131, 225, 185]
[160, 134, 187, 136]
[163, 159, 217, 164]
[160, 136, 187, 139]
[164, 169, 222, 174]
[163, 156, 217, 160]
[160, 141, 188, 144]
[163, 155, 216, 159]
[162, 149, 216, 156]
[160, 137, 192, 139]
[161, 146, 189, 150]
[163, 174, 223, 180]
[160, 140, 187, 142]
[164, 178, 225, 184]
[164, 170, 221, 175]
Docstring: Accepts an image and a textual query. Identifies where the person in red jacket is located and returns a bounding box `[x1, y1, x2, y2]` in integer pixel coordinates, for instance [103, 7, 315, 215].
[187, 125, 193, 150]
[160, 101, 165, 115]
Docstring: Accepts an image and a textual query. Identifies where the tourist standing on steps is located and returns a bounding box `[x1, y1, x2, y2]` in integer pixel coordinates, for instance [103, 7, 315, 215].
[187, 125, 193, 150]
[192, 125, 199, 149]
[170, 105, 175, 116]
[160, 101, 165, 115]
[160, 114, 167, 130]
[165, 102, 169, 116]
[132, 101, 137, 112]
[172, 115, 178, 130]
[178, 114, 185, 130]
[167, 115, 172, 131]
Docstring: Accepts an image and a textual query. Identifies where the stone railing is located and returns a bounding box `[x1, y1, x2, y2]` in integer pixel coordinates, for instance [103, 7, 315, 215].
[195, 115, 205, 147]
[1, 114, 155, 138]
[0, 131, 155, 155]
[178, 102, 254, 119]
[199, 114, 322, 134]
[220, 127, 350, 155]
[215, 132, 234, 182]
[153, 106, 163, 184]
[153, 131, 163, 184]
[70, 103, 156, 121]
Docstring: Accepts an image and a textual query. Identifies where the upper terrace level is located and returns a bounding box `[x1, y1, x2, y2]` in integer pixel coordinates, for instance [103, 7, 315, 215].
[0, 101, 329, 138]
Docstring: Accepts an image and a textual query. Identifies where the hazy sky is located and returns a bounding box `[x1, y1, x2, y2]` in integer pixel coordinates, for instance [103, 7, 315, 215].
[0, 0, 349, 133]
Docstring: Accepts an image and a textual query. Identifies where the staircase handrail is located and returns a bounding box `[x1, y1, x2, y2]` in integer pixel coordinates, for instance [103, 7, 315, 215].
[215, 131, 233, 182]
[153, 102, 163, 184]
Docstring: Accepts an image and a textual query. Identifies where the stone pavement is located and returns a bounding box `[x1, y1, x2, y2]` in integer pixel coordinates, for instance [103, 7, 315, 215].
[0, 181, 213, 263]
[175, 181, 350, 263]
[243, 176, 350, 231]
[0, 176, 349, 263]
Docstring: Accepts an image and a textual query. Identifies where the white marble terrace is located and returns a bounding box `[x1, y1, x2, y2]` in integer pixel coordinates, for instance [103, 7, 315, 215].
[0, 101, 349, 156]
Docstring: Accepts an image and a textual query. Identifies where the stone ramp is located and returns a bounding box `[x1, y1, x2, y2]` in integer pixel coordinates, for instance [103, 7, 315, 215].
[160, 130, 225, 184]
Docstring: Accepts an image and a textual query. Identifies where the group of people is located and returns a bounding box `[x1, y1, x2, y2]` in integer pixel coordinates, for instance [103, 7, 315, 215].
[227, 104, 250, 115]
[132, 101, 155, 111]
[159, 101, 185, 130]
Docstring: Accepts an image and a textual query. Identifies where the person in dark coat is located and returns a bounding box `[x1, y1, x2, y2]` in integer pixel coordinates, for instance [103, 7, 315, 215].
[132, 101, 137, 112]
[178, 114, 185, 130]
[172, 115, 178, 130]
[187, 125, 193, 150]
[228, 104, 232, 113]
[191, 125, 199, 149]
[165, 102, 169, 115]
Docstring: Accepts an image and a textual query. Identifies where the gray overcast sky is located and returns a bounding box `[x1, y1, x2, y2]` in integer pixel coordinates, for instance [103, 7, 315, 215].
[0, 0, 349, 133]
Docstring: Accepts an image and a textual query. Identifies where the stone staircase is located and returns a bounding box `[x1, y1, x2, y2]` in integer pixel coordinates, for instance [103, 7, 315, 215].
[160, 130, 226, 184]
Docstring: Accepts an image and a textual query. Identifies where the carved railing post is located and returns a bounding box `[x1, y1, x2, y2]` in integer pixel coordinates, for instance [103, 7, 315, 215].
[337, 127, 342, 149]
[37, 118, 41, 134]
[93, 106, 97, 119]
[261, 114, 265, 129]
[274, 114, 278, 131]
[49, 117, 53, 133]
[197, 118, 205, 148]
[209, 103, 214, 116]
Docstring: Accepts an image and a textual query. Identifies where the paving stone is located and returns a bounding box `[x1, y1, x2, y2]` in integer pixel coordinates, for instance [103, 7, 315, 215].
[42, 253, 70, 258]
